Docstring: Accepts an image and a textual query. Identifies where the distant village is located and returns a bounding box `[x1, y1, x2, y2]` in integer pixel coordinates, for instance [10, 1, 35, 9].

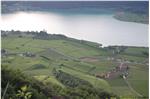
[95, 62, 129, 79]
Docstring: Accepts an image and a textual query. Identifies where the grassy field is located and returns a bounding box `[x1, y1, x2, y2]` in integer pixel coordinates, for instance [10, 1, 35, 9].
[1, 33, 149, 98]
[127, 63, 149, 97]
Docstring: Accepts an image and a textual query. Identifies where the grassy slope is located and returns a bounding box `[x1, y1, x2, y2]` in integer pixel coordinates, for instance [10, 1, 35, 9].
[127, 63, 149, 97]
[2, 37, 110, 91]
[2, 36, 148, 97]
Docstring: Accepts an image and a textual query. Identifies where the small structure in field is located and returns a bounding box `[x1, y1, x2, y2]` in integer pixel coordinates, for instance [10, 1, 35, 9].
[95, 73, 106, 78]
[18, 53, 24, 57]
[23, 52, 36, 57]
[1, 49, 8, 56]
[107, 57, 114, 61]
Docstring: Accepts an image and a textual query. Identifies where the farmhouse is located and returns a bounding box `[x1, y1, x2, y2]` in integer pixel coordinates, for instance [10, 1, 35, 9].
[96, 63, 129, 79]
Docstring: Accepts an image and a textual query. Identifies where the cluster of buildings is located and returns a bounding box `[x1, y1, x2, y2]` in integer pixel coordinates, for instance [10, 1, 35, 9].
[1, 49, 36, 58]
[95, 63, 129, 79]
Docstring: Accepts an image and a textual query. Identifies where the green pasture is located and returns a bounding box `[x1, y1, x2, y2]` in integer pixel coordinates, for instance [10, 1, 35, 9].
[1, 35, 149, 98]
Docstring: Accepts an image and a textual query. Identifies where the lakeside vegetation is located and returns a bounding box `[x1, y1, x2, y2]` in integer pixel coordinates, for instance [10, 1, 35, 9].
[1, 30, 149, 98]
[114, 12, 148, 24]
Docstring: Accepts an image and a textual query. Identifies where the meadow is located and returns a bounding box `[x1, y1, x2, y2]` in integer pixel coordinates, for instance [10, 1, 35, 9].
[1, 30, 149, 98]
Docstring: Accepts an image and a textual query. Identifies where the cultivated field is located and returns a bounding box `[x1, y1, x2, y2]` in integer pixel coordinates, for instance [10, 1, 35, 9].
[1, 31, 149, 98]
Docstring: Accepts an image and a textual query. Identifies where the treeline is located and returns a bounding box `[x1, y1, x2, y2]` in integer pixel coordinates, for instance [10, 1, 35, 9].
[52, 68, 92, 87]
[104, 46, 127, 54]
[2, 66, 119, 99]
[52, 68, 119, 99]
[1, 30, 67, 40]
[104, 46, 149, 57]
[33, 31, 67, 40]
[2, 65, 50, 99]
[114, 12, 149, 24]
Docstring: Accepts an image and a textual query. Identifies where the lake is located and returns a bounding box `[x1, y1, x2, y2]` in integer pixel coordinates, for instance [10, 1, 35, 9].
[1, 11, 148, 47]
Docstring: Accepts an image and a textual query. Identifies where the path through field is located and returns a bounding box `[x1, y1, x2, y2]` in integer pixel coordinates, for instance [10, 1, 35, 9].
[117, 61, 143, 97]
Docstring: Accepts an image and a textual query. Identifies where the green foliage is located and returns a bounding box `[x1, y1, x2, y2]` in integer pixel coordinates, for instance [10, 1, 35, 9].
[64, 85, 119, 99]
[122, 47, 149, 57]
[2, 66, 118, 99]
[142, 51, 149, 57]
[16, 85, 32, 99]
[53, 69, 92, 87]
[28, 64, 47, 70]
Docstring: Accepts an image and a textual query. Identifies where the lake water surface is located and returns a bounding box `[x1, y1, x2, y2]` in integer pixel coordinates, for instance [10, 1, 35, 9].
[1, 11, 148, 47]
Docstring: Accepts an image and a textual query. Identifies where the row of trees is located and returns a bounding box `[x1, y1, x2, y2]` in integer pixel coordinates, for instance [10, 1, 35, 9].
[1, 30, 67, 40]
[52, 68, 92, 88]
[33, 31, 67, 40]
[52, 68, 119, 99]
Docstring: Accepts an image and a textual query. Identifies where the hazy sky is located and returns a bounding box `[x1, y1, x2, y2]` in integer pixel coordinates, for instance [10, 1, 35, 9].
[1, 0, 149, 1]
